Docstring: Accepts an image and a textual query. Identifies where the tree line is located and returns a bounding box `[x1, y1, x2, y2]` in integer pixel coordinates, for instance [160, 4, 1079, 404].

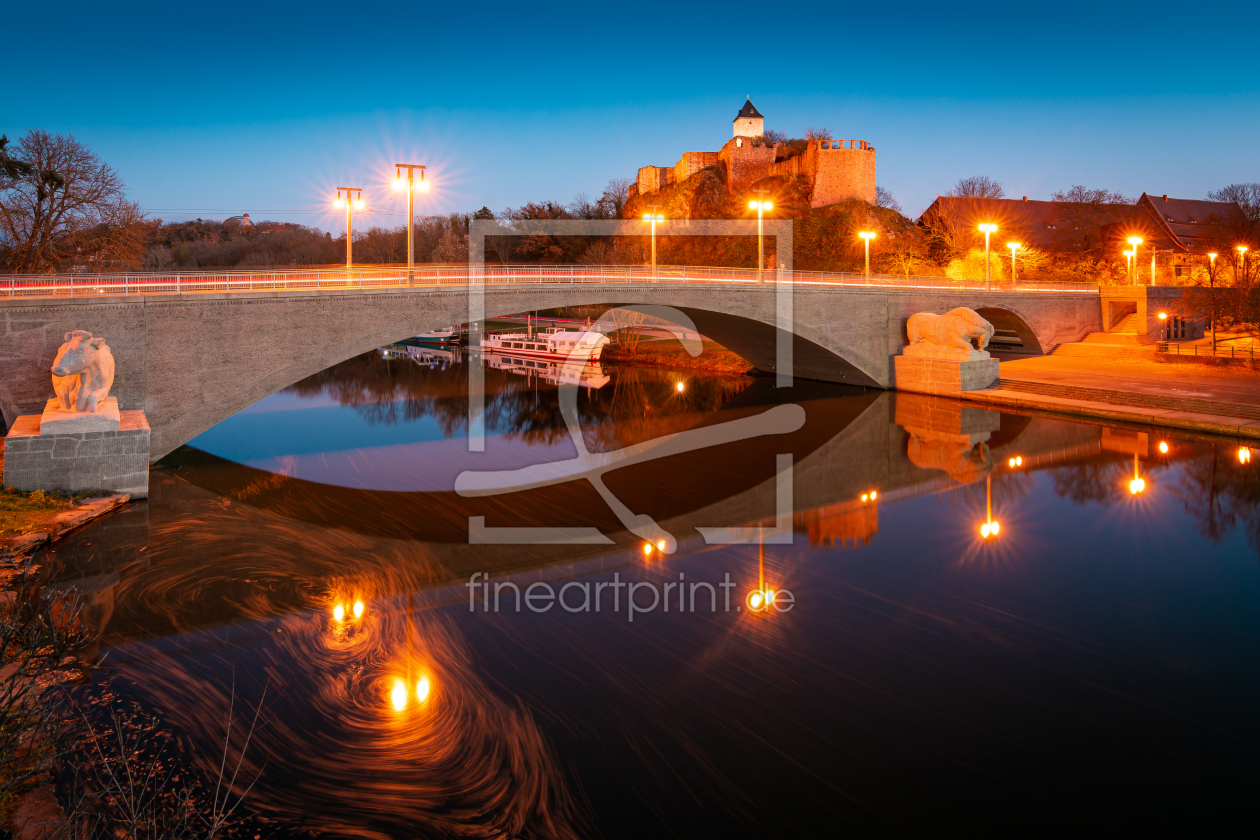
[3, 128, 1257, 296]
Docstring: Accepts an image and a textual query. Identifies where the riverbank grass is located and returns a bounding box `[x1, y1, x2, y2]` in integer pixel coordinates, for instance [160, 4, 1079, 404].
[0, 486, 75, 538]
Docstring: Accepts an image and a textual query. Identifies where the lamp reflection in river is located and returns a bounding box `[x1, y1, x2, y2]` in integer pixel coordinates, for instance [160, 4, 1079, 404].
[1240, 447, 1252, 464]
[747, 525, 777, 612]
[979, 474, 1001, 539]
[1129, 453, 1146, 494]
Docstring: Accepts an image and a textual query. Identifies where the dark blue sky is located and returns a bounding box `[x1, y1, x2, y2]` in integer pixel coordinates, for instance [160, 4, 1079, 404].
[11, 0, 1258, 229]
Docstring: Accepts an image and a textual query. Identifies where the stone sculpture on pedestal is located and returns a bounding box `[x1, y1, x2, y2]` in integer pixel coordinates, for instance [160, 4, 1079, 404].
[894, 307, 1000, 395]
[2, 330, 149, 498]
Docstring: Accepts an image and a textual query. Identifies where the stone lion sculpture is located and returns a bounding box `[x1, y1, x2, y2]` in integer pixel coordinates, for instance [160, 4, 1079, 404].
[51, 330, 115, 412]
[907, 307, 994, 352]
[907, 432, 994, 484]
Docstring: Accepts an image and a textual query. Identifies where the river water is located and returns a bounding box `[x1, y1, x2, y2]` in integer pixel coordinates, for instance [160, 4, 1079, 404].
[42, 345, 1260, 837]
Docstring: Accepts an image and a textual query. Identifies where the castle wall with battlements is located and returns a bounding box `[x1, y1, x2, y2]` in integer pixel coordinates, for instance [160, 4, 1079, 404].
[633, 106, 877, 208]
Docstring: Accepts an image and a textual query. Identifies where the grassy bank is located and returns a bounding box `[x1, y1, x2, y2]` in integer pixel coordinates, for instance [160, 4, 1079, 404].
[602, 338, 755, 375]
[0, 487, 74, 538]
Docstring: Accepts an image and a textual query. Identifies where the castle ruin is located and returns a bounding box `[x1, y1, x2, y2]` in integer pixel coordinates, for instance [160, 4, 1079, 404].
[634, 99, 877, 208]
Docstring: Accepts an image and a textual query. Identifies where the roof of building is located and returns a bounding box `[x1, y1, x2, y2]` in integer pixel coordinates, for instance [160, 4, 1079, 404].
[735, 98, 763, 120]
[1136, 193, 1241, 252]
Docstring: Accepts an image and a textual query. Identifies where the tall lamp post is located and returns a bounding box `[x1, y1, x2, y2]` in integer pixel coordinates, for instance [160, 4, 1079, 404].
[1208, 252, 1218, 351]
[978, 223, 997, 287]
[392, 164, 428, 285]
[1006, 242, 1021, 282]
[642, 205, 663, 280]
[858, 231, 876, 278]
[335, 187, 365, 269]
[1238, 245, 1250, 287]
[1127, 236, 1143, 285]
[749, 190, 773, 284]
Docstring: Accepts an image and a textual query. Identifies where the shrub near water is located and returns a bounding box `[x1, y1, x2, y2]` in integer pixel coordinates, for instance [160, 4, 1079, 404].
[0, 486, 72, 537]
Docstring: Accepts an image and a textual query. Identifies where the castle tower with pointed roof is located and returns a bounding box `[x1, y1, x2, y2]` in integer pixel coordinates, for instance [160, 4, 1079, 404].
[733, 98, 764, 138]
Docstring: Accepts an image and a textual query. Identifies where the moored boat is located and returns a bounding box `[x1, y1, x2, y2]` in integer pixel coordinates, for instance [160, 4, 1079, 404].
[480, 327, 609, 363]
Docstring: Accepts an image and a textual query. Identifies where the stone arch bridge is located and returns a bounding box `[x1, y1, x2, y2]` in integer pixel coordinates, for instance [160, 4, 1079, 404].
[0, 282, 1100, 462]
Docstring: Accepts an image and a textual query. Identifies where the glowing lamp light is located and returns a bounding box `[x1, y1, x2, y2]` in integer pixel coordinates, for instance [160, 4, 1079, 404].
[353, 600, 364, 618]
[1007, 242, 1021, 251]
[1127, 236, 1144, 247]
[334, 198, 345, 209]
[861, 493, 868, 502]
[870, 490, 877, 500]
[675, 381, 685, 392]
[1240, 447, 1252, 464]
[333, 604, 345, 621]
[858, 231, 876, 241]
[1008, 456, 1023, 467]
[749, 591, 764, 609]
[1129, 477, 1146, 495]
[353, 199, 365, 210]
[643, 543, 653, 556]
[980, 521, 1001, 538]
[748, 200, 773, 211]
[390, 679, 407, 711]
[416, 676, 431, 703]
[415, 179, 430, 192]
[656, 539, 666, 552]
[978, 223, 997, 233]
[1159, 441, 1169, 454]
[1158, 312, 1168, 321]
[655, 214, 664, 222]
[393, 178, 406, 191]
[642, 213, 652, 222]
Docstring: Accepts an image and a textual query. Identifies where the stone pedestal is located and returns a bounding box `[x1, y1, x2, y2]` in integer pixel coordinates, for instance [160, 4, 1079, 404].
[3, 406, 149, 498]
[893, 354, 999, 396]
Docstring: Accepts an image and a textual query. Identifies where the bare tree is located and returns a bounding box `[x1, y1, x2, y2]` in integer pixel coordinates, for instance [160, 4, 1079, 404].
[949, 176, 1005, 199]
[875, 186, 902, 213]
[1208, 183, 1260, 222]
[0, 130, 148, 272]
[431, 228, 469, 263]
[1048, 185, 1133, 253]
[598, 178, 631, 219]
[804, 126, 833, 142]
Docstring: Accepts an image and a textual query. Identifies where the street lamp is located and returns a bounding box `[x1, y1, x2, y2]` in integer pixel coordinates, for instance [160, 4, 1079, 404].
[1127, 236, 1143, 285]
[1208, 252, 1219, 350]
[1006, 242, 1021, 282]
[392, 164, 427, 285]
[335, 187, 365, 269]
[642, 206, 663, 280]
[858, 231, 876, 279]
[978, 223, 997, 287]
[1238, 246, 1250, 287]
[748, 190, 773, 284]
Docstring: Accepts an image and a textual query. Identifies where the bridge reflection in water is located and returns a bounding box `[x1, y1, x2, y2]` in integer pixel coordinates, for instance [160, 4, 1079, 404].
[38, 350, 1244, 837]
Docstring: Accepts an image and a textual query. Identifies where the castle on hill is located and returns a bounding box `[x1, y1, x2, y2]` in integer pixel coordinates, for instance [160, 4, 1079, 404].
[632, 99, 877, 209]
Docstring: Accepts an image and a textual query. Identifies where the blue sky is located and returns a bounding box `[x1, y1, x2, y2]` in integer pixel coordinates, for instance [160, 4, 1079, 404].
[10, 0, 1259, 230]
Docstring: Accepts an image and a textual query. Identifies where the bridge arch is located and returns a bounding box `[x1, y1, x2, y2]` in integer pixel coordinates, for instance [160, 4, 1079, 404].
[974, 306, 1046, 355]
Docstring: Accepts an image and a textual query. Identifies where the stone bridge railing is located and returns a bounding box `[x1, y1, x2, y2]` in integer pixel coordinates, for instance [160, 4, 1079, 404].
[1, 263, 1099, 300]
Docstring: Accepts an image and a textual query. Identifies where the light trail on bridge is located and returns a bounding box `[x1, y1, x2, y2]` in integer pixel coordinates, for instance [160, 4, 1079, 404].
[1, 263, 1100, 300]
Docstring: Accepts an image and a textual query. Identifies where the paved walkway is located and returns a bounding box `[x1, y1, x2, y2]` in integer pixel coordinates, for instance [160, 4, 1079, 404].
[962, 353, 1260, 439]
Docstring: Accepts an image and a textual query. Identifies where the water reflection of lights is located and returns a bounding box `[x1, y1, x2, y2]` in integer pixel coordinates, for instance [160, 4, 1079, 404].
[390, 678, 408, 711]
[1240, 447, 1252, 464]
[675, 381, 685, 392]
[979, 474, 1001, 539]
[332, 598, 367, 622]
[1129, 453, 1146, 494]
[860, 490, 878, 503]
[1159, 441, 1170, 455]
[353, 599, 365, 618]
[416, 676, 431, 703]
[1007, 456, 1023, 468]
[333, 604, 345, 621]
[747, 526, 777, 613]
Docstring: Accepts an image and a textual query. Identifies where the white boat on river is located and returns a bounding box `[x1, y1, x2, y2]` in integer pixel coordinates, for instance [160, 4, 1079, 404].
[480, 327, 609, 363]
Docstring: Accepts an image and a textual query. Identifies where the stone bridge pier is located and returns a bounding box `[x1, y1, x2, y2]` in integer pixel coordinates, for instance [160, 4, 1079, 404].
[0, 284, 1101, 462]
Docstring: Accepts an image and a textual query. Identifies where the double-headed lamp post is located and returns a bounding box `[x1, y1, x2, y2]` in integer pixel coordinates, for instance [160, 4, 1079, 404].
[858, 231, 876, 278]
[1007, 242, 1021, 282]
[978, 223, 997, 287]
[1127, 236, 1143, 285]
[748, 191, 773, 284]
[392, 164, 428, 285]
[334, 187, 365, 269]
[1208, 252, 1219, 350]
[642, 206, 663, 279]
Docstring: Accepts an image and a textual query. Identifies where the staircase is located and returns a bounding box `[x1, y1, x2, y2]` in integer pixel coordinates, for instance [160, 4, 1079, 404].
[1051, 313, 1158, 358]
